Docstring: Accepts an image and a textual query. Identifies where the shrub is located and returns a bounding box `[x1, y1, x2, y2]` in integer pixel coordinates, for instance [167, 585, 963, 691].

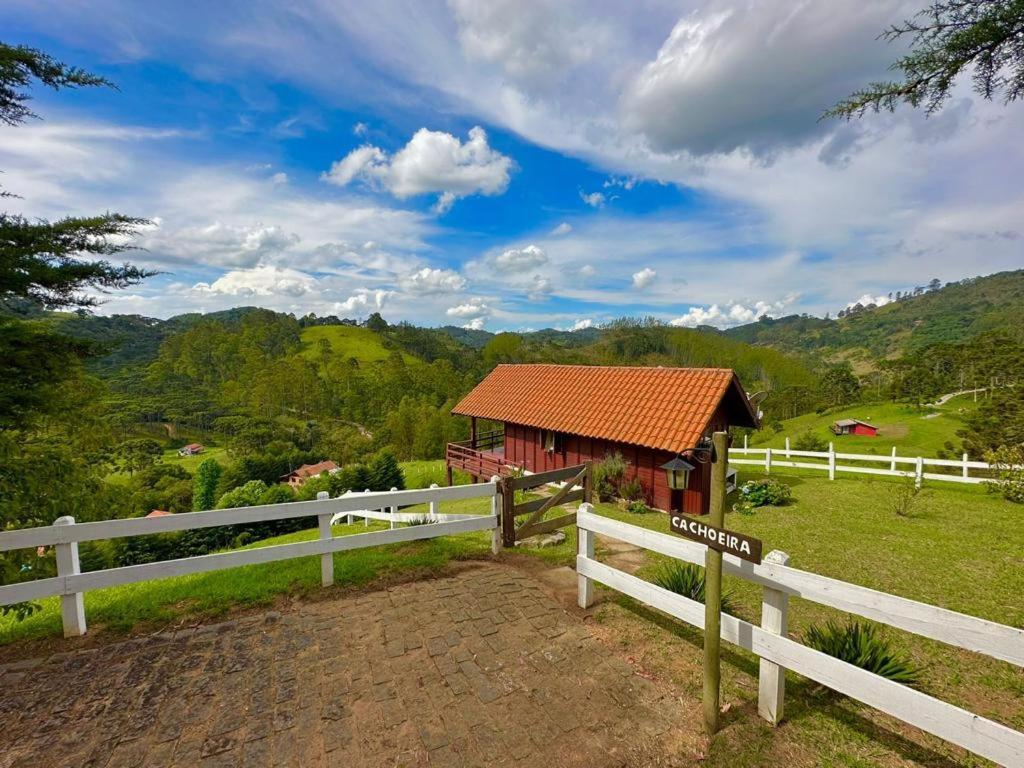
[803, 621, 919, 686]
[891, 479, 921, 517]
[404, 516, 436, 526]
[985, 445, 1024, 503]
[627, 500, 649, 515]
[618, 476, 646, 502]
[651, 562, 735, 615]
[793, 429, 828, 452]
[736, 479, 791, 512]
[593, 452, 627, 501]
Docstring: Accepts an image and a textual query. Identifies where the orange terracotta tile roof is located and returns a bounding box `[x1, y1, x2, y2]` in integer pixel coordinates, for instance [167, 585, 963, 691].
[452, 365, 758, 454]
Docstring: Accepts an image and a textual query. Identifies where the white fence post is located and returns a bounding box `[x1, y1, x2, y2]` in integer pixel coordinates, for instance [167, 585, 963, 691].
[364, 489, 371, 527]
[389, 487, 398, 529]
[429, 483, 439, 521]
[743, 433, 748, 451]
[890, 446, 897, 472]
[962, 452, 969, 480]
[317, 491, 333, 587]
[490, 476, 501, 555]
[828, 442, 836, 480]
[785, 437, 791, 459]
[54, 516, 86, 638]
[758, 550, 791, 725]
[765, 447, 772, 474]
[915, 457, 924, 489]
[577, 503, 595, 608]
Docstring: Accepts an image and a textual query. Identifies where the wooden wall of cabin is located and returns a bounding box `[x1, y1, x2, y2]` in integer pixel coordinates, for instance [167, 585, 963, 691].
[502, 404, 732, 516]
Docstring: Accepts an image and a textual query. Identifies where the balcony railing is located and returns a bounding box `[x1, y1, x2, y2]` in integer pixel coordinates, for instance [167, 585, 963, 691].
[446, 430, 519, 479]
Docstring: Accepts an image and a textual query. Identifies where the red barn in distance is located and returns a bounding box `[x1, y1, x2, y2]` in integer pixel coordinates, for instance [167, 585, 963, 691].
[830, 418, 879, 437]
[447, 364, 759, 516]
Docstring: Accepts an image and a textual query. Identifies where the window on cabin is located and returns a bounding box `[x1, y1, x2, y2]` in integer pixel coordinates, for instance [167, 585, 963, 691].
[542, 430, 561, 452]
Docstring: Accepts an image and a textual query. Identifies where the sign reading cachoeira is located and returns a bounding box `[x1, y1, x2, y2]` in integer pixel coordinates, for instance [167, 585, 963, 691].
[669, 515, 763, 565]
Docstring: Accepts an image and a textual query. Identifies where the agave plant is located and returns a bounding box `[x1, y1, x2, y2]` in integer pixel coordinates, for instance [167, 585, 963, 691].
[651, 562, 736, 616]
[803, 620, 920, 686]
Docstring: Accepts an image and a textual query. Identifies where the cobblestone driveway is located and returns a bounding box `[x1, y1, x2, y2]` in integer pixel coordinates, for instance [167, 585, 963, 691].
[1, 564, 693, 767]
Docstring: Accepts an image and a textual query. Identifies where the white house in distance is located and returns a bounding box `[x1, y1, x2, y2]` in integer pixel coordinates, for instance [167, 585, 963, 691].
[177, 443, 205, 456]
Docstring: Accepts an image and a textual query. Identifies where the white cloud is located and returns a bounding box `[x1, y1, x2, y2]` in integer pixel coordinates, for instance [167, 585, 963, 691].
[580, 190, 605, 208]
[670, 295, 799, 329]
[579, 264, 596, 278]
[570, 318, 593, 331]
[336, 288, 392, 314]
[322, 126, 513, 212]
[193, 265, 316, 297]
[847, 293, 892, 309]
[446, 297, 491, 319]
[528, 274, 553, 300]
[632, 267, 656, 290]
[401, 267, 466, 294]
[550, 221, 572, 236]
[143, 221, 300, 268]
[270, 171, 289, 185]
[494, 244, 547, 271]
[462, 317, 487, 330]
[353, 121, 368, 136]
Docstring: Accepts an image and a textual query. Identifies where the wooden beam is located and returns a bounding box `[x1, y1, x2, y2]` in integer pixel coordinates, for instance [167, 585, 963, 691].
[516, 512, 577, 541]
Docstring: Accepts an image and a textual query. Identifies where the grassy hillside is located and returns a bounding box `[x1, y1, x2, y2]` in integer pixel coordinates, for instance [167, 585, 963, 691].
[726, 269, 1024, 368]
[298, 324, 416, 364]
[750, 394, 980, 457]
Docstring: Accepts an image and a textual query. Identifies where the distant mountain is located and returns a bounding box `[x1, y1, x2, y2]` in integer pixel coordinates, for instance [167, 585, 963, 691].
[725, 269, 1024, 368]
[437, 325, 494, 349]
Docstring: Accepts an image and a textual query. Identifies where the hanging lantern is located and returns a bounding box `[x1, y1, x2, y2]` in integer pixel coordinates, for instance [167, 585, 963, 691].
[661, 456, 696, 491]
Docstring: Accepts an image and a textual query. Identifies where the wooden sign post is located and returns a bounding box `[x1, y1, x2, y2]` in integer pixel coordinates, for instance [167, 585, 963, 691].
[703, 431, 729, 735]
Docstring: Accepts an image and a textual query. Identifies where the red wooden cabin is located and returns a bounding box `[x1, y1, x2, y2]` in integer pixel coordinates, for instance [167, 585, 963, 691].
[830, 418, 878, 437]
[446, 364, 759, 515]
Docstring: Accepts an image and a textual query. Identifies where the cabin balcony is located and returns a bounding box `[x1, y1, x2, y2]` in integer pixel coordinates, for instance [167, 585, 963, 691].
[445, 429, 520, 482]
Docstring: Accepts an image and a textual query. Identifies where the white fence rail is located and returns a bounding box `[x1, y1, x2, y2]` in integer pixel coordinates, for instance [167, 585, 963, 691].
[0, 483, 501, 638]
[733, 438, 996, 487]
[576, 506, 1024, 767]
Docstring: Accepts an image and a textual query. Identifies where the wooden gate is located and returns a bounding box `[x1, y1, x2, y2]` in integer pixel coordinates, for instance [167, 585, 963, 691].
[498, 463, 591, 547]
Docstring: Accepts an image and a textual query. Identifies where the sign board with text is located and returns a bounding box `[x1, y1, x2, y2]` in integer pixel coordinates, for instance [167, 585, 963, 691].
[669, 514, 763, 564]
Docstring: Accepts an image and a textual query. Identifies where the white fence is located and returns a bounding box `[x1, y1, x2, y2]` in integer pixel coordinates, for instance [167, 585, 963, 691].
[576, 506, 1024, 767]
[733, 437, 994, 487]
[0, 483, 501, 638]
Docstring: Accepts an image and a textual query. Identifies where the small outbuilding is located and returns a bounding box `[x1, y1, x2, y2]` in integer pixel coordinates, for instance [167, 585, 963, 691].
[178, 443, 205, 456]
[830, 418, 878, 437]
[448, 364, 759, 515]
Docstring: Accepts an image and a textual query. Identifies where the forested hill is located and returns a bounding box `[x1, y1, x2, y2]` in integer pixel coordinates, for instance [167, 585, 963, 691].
[724, 269, 1024, 367]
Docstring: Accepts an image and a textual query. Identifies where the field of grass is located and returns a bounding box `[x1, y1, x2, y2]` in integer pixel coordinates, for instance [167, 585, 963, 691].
[298, 325, 416, 365]
[752, 394, 981, 457]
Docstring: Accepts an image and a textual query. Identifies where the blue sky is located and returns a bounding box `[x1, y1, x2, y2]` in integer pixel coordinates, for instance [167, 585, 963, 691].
[3, 1, 1022, 330]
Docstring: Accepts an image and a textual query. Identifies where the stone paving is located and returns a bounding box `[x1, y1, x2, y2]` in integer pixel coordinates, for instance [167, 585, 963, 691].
[0, 563, 693, 768]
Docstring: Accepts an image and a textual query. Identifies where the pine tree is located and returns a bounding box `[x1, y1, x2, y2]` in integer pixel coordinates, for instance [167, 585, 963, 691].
[827, 1, 1024, 119]
[193, 458, 223, 512]
[369, 449, 405, 491]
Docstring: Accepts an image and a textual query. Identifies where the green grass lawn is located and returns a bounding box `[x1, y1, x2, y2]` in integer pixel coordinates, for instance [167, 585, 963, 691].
[751, 395, 981, 458]
[161, 445, 230, 473]
[298, 325, 416, 365]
